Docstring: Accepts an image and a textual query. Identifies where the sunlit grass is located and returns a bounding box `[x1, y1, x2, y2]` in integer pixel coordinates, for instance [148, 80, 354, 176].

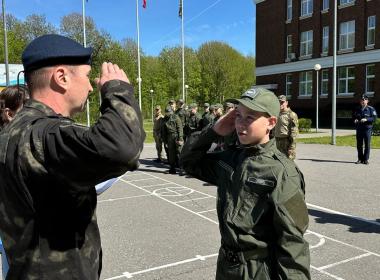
[298, 135, 380, 149]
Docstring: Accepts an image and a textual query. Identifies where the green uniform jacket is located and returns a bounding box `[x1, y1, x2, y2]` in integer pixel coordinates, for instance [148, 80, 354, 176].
[180, 128, 310, 280]
[0, 80, 145, 279]
[185, 112, 202, 137]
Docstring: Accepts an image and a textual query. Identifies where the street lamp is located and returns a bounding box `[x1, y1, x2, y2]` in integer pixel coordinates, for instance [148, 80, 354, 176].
[150, 89, 154, 123]
[314, 63, 321, 133]
[185, 84, 189, 104]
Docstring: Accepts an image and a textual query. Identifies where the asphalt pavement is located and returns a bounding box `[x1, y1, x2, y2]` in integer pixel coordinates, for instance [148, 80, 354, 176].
[1, 140, 379, 280]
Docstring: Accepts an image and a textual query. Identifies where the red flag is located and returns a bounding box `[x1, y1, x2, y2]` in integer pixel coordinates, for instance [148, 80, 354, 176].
[143, 0, 147, 8]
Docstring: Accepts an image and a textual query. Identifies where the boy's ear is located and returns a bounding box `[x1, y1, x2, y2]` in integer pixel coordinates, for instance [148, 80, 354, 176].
[268, 116, 277, 130]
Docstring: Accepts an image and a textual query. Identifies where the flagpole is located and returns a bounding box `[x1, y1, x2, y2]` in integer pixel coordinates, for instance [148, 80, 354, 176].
[136, 0, 142, 110]
[82, 0, 91, 127]
[2, 0, 9, 86]
[181, 0, 185, 101]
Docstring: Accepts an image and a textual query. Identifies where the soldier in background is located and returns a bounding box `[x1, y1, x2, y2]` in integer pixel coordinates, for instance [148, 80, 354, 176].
[175, 99, 188, 141]
[274, 95, 299, 160]
[212, 103, 224, 124]
[153, 105, 165, 162]
[168, 99, 176, 112]
[161, 106, 184, 174]
[185, 103, 202, 138]
[352, 94, 377, 164]
[200, 102, 214, 129]
[224, 101, 235, 114]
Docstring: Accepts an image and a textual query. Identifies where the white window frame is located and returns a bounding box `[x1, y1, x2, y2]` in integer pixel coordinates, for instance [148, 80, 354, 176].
[287, 0, 292, 21]
[367, 16, 376, 46]
[338, 66, 355, 95]
[339, 21, 355, 51]
[366, 64, 375, 95]
[321, 69, 329, 96]
[301, 0, 313, 17]
[286, 74, 292, 98]
[300, 30, 313, 57]
[299, 71, 313, 96]
[322, 0, 329, 11]
[322, 26, 329, 54]
[286, 35, 293, 59]
[340, 0, 354, 5]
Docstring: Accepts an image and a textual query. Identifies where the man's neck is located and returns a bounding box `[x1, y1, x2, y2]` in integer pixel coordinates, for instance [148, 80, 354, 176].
[32, 90, 68, 117]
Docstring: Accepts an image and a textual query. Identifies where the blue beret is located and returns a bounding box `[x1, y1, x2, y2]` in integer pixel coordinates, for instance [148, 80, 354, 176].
[22, 34, 93, 72]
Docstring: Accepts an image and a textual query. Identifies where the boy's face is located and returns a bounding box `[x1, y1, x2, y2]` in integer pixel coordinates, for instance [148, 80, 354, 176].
[235, 104, 276, 145]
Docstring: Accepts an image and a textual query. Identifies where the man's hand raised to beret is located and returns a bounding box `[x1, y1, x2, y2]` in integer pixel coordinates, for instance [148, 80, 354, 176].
[95, 62, 130, 88]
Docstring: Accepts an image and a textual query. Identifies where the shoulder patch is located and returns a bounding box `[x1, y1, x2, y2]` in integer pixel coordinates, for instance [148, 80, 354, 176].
[246, 177, 275, 187]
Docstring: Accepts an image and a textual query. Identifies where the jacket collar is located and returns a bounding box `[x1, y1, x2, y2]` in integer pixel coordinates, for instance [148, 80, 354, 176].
[240, 138, 276, 156]
[23, 99, 59, 117]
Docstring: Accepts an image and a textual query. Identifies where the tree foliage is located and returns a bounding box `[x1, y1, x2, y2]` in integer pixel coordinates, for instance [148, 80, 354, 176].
[0, 12, 256, 122]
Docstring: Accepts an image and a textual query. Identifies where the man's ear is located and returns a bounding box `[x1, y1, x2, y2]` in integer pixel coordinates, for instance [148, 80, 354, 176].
[268, 116, 277, 130]
[52, 66, 69, 92]
[4, 108, 14, 122]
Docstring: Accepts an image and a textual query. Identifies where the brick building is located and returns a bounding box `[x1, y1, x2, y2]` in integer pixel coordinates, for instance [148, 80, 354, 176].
[255, 0, 380, 127]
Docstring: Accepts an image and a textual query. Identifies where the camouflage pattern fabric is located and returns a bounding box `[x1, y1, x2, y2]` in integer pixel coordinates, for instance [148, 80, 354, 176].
[180, 128, 310, 280]
[0, 80, 145, 279]
[274, 108, 298, 160]
[153, 113, 164, 160]
[161, 113, 183, 170]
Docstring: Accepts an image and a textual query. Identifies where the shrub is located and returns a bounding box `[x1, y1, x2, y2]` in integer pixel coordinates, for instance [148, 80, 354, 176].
[373, 118, 380, 135]
[299, 118, 312, 132]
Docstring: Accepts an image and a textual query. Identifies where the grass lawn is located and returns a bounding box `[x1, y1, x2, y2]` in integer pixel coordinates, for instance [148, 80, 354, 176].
[144, 121, 154, 143]
[298, 135, 380, 149]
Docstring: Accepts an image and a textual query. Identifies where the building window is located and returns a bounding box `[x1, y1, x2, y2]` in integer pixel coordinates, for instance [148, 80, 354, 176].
[338, 66, 355, 95]
[301, 0, 313, 17]
[322, 26, 329, 54]
[339, 21, 355, 50]
[367, 16, 376, 46]
[286, 35, 293, 59]
[321, 69, 329, 95]
[366, 64, 375, 94]
[287, 0, 292, 21]
[286, 74, 292, 97]
[322, 0, 329, 10]
[300, 30, 313, 56]
[299, 71, 313, 96]
[340, 0, 354, 5]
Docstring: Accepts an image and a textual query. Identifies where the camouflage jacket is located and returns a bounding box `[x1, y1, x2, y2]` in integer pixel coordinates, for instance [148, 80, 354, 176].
[185, 113, 202, 136]
[161, 113, 183, 143]
[274, 108, 299, 141]
[180, 128, 310, 279]
[0, 80, 145, 279]
[175, 107, 187, 128]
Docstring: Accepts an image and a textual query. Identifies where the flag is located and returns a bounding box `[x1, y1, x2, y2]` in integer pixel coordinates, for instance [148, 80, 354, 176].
[143, 0, 147, 8]
[178, 0, 182, 18]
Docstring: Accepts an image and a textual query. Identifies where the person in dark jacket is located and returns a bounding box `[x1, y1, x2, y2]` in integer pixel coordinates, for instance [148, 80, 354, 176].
[180, 87, 310, 280]
[0, 34, 145, 280]
[352, 94, 377, 164]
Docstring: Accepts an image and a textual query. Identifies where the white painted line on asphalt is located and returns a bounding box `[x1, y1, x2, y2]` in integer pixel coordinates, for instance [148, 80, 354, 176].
[304, 232, 326, 249]
[104, 253, 218, 279]
[307, 203, 380, 227]
[123, 178, 156, 183]
[120, 178, 219, 225]
[175, 196, 214, 204]
[317, 253, 372, 270]
[197, 209, 217, 214]
[307, 230, 380, 258]
[310, 265, 345, 280]
[98, 194, 153, 203]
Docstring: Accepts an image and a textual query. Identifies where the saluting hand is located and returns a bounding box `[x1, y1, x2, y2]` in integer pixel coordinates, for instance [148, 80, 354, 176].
[213, 109, 236, 136]
[95, 62, 130, 88]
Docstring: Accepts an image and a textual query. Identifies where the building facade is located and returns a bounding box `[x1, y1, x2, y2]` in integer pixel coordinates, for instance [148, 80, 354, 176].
[255, 0, 380, 127]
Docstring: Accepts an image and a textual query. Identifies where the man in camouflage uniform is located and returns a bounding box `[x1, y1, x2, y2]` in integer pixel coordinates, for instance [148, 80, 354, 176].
[212, 103, 224, 124]
[153, 105, 165, 162]
[0, 34, 145, 279]
[274, 95, 299, 160]
[161, 106, 184, 174]
[185, 103, 202, 138]
[180, 87, 310, 280]
[200, 102, 214, 129]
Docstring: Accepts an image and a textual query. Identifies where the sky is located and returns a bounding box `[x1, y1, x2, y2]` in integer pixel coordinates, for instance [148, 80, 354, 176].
[6, 0, 256, 57]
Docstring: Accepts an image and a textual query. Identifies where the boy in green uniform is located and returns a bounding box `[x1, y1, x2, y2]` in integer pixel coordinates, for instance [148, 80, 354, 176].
[180, 88, 310, 280]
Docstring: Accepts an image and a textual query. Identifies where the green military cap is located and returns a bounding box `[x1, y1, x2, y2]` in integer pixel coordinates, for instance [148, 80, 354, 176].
[209, 104, 215, 110]
[168, 99, 176, 104]
[189, 103, 197, 109]
[177, 99, 184, 105]
[227, 87, 280, 117]
[203, 102, 210, 107]
[278, 95, 287, 102]
[155, 105, 161, 110]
